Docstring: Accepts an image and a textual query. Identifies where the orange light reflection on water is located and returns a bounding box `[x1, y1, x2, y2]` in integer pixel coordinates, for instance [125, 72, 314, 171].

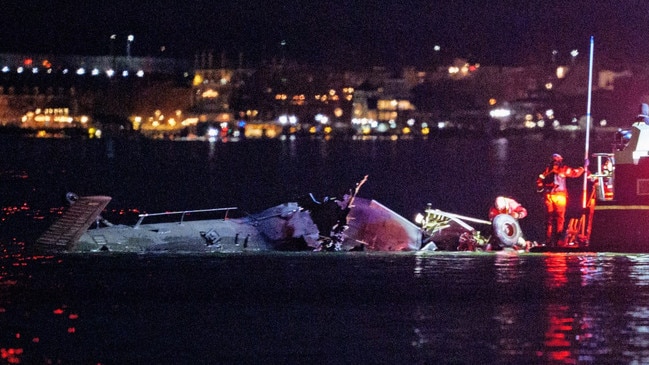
[541, 304, 581, 364]
[540, 255, 574, 363]
[0, 306, 82, 364]
[544, 253, 568, 288]
[0, 347, 23, 364]
[537, 254, 599, 364]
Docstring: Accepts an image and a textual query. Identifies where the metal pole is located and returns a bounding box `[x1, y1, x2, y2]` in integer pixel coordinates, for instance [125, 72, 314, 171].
[583, 36, 594, 209]
[581, 36, 594, 237]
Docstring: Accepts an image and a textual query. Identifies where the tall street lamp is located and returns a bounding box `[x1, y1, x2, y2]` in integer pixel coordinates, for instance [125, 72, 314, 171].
[110, 34, 116, 56]
[127, 34, 134, 58]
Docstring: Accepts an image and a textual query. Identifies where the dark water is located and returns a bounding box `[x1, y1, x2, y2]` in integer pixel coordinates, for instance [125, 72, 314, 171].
[3, 132, 648, 364]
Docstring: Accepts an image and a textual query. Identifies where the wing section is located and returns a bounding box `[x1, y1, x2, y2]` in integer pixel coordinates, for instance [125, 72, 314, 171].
[36, 196, 112, 250]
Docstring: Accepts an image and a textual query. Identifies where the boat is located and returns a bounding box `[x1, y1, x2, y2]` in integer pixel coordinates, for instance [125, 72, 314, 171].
[35, 189, 423, 253]
[585, 122, 649, 252]
[526, 37, 649, 253]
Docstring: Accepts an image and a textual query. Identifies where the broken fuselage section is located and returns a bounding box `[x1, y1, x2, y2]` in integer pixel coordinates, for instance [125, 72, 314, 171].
[36, 195, 423, 253]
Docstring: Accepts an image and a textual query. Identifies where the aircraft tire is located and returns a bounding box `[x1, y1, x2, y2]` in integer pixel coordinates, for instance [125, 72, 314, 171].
[492, 214, 521, 248]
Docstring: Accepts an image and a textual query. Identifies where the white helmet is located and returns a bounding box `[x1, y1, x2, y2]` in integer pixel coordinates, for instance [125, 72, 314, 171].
[495, 196, 507, 211]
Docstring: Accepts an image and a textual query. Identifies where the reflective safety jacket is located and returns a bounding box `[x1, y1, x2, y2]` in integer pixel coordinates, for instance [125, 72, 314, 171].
[537, 164, 584, 193]
[488, 197, 527, 220]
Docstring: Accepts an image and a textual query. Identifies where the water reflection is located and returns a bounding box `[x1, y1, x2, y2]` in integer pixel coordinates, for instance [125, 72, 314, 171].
[208, 139, 217, 159]
[0, 251, 85, 364]
[542, 303, 581, 364]
[625, 305, 649, 362]
[544, 253, 569, 288]
[494, 251, 523, 284]
[490, 137, 509, 176]
[627, 255, 649, 286]
[577, 255, 606, 287]
[7, 246, 649, 362]
[410, 252, 649, 363]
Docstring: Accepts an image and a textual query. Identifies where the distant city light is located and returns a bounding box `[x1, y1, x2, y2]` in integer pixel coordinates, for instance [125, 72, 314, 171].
[1, 66, 8, 73]
[278, 115, 297, 125]
[434, 45, 441, 51]
[106, 69, 115, 77]
[32, 68, 38, 74]
[76, 68, 86, 75]
[490, 108, 512, 118]
[91, 68, 100, 76]
[17, 67, 23, 74]
[136, 70, 144, 77]
[207, 127, 219, 142]
[315, 114, 329, 124]
[202, 89, 219, 98]
[122, 70, 129, 77]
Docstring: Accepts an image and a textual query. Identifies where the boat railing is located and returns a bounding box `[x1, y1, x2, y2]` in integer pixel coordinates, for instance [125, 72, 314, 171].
[134, 207, 238, 229]
[592, 153, 615, 201]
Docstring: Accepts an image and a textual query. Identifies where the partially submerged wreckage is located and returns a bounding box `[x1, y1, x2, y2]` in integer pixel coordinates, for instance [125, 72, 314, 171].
[415, 203, 524, 251]
[35, 177, 522, 253]
[35, 196, 424, 253]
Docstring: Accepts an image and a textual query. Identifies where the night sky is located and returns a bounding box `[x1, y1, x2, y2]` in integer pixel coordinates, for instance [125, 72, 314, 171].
[1, 1, 647, 68]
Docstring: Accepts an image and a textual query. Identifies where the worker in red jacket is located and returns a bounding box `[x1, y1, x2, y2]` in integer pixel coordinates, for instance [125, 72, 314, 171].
[536, 153, 585, 246]
[489, 196, 527, 221]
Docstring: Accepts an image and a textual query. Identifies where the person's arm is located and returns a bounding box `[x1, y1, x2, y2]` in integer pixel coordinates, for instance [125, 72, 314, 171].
[513, 206, 527, 219]
[566, 166, 585, 178]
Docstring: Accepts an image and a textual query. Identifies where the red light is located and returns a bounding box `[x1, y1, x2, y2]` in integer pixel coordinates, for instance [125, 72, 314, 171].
[24, 58, 33, 66]
[1, 347, 24, 363]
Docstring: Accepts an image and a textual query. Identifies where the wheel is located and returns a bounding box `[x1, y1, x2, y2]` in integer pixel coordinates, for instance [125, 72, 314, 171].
[492, 214, 522, 248]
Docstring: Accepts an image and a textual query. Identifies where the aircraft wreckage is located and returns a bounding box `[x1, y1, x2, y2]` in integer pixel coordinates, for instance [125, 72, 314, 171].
[36, 177, 523, 253]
